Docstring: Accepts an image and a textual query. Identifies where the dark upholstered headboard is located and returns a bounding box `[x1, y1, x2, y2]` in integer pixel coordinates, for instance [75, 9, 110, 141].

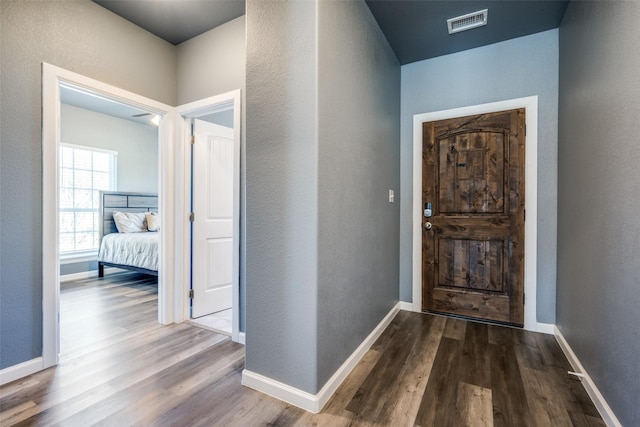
[99, 191, 158, 239]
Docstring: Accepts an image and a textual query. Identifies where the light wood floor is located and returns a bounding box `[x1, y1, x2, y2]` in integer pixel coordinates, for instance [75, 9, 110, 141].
[1, 272, 603, 426]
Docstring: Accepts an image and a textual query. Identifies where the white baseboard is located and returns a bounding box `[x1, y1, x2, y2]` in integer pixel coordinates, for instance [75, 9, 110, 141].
[60, 267, 120, 282]
[554, 327, 622, 427]
[60, 270, 98, 282]
[0, 357, 44, 386]
[398, 301, 416, 312]
[237, 332, 246, 345]
[535, 322, 555, 335]
[242, 302, 401, 413]
[242, 370, 319, 412]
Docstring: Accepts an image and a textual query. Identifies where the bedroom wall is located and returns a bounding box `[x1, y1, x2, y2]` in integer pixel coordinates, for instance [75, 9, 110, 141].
[400, 29, 559, 323]
[557, 2, 640, 425]
[61, 104, 159, 194]
[176, 16, 248, 332]
[0, 0, 176, 369]
[59, 104, 159, 276]
[316, 0, 400, 389]
[245, 0, 400, 394]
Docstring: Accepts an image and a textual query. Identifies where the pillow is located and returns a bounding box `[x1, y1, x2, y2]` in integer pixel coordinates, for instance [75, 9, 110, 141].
[112, 211, 147, 233]
[146, 212, 160, 232]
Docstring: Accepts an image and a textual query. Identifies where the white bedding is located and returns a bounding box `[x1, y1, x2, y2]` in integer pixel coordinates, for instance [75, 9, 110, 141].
[98, 232, 159, 272]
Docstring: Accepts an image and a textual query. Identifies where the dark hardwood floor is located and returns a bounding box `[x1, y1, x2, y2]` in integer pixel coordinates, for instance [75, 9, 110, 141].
[1, 272, 603, 426]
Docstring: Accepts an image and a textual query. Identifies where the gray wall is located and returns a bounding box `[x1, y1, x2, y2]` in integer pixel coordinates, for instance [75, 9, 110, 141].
[176, 16, 245, 106]
[176, 16, 247, 332]
[245, 0, 400, 394]
[317, 0, 400, 389]
[558, 2, 640, 425]
[400, 30, 559, 323]
[245, 0, 319, 394]
[0, 0, 176, 369]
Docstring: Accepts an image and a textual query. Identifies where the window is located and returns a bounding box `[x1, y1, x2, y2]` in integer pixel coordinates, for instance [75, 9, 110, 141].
[60, 144, 117, 256]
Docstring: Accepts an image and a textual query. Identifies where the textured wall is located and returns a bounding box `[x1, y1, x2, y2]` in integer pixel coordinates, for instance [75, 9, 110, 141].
[0, 0, 176, 369]
[176, 17, 247, 331]
[316, 0, 400, 389]
[245, 0, 400, 395]
[245, 0, 319, 393]
[400, 30, 559, 323]
[558, 2, 640, 425]
[176, 16, 245, 105]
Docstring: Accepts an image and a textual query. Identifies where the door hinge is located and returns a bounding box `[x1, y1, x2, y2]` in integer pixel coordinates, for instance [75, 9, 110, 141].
[190, 135, 195, 145]
[189, 289, 194, 299]
[524, 125, 527, 136]
[189, 212, 195, 222]
[524, 209, 526, 222]
[523, 293, 525, 304]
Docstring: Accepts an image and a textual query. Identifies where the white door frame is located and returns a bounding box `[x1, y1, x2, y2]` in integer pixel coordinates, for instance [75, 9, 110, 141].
[411, 96, 541, 332]
[176, 90, 241, 343]
[42, 63, 178, 368]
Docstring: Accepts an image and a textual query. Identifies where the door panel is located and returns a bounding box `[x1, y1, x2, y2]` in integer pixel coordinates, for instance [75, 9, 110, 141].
[422, 109, 525, 326]
[437, 238, 505, 292]
[438, 132, 505, 214]
[192, 119, 235, 318]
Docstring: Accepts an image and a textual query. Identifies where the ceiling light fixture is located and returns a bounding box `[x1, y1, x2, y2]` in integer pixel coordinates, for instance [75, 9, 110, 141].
[447, 9, 488, 34]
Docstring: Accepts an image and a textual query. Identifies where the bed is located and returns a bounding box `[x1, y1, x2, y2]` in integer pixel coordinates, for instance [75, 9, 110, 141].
[98, 191, 159, 277]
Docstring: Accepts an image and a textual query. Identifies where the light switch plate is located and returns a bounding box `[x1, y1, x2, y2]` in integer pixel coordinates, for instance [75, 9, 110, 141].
[389, 189, 395, 203]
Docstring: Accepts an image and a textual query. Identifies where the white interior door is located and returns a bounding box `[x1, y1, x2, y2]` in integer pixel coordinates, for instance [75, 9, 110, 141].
[191, 119, 235, 318]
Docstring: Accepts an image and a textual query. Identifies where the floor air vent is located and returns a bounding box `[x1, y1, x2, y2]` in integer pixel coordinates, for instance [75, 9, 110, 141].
[447, 9, 488, 34]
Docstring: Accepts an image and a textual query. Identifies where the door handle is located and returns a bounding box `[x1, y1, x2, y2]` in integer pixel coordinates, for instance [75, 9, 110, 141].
[425, 222, 432, 230]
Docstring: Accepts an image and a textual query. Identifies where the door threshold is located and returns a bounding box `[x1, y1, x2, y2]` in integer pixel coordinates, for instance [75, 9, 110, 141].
[423, 310, 524, 329]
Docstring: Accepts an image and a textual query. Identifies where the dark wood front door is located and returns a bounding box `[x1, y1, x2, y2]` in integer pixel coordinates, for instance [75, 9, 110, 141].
[422, 109, 526, 326]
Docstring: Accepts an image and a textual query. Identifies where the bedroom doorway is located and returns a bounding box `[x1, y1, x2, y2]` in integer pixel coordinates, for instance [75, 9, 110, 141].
[43, 64, 175, 368]
[55, 82, 163, 358]
[58, 84, 161, 280]
[43, 65, 241, 373]
[177, 91, 241, 341]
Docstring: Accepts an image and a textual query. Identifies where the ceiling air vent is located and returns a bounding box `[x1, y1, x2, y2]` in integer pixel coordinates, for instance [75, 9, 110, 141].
[447, 9, 488, 34]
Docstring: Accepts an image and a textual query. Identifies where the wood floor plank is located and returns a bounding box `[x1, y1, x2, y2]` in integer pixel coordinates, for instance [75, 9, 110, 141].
[519, 366, 574, 427]
[456, 382, 494, 427]
[442, 315, 468, 340]
[568, 410, 608, 427]
[344, 310, 423, 421]
[459, 321, 492, 389]
[375, 314, 446, 425]
[0, 401, 39, 426]
[489, 338, 534, 427]
[414, 337, 464, 427]
[293, 348, 384, 427]
[0, 273, 606, 427]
